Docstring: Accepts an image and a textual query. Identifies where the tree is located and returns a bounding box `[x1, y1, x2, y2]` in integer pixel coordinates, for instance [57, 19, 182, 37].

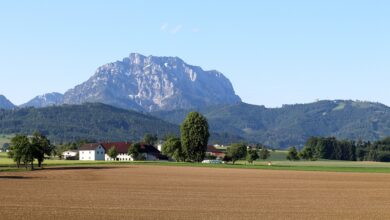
[20, 141, 37, 170]
[222, 155, 232, 163]
[286, 146, 300, 161]
[9, 135, 30, 168]
[161, 136, 186, 162]
[259, 147, 270, 160]
[299, 145, 316, 160]
[31, 131, 53, 167]
[9, 135, 40, 170]
[10, 135, 38, 170]
[226, 143, 247, 164]
[107, 146, 118, 160]
[180, 112, 210, 162]
[128, 142, 142, 161]
[144, 133, 158, 146]
[246, 148, 259, 164]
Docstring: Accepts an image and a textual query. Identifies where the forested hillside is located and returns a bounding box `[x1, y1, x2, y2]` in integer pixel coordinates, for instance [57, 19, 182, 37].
[0, 103, 179, 143]
[0, 103, 242, 145]
[152, 100, 390, 148]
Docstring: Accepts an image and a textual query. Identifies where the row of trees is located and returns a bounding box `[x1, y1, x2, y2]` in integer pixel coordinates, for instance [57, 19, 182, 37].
[162, 112, 210, 162]
[223, 143, 271, 164]
[8, 132, 54, 170]
[296, 136, 390, 162]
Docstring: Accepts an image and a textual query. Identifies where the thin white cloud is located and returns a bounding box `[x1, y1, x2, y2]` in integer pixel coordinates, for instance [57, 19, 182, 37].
[171, 25, 183, 34]
[160, 23, 168, 31]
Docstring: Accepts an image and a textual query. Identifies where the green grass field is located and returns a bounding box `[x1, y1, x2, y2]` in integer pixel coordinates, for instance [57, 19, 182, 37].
[2, 151, 390, 173]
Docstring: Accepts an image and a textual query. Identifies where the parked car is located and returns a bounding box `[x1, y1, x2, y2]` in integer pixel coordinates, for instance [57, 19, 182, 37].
[201, 159, 222, 164]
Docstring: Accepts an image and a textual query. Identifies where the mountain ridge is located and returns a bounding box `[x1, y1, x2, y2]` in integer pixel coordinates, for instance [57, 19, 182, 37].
[62, 53, 241, 111]
[20, 92, 64, 108]
[0, 95, 15, 110]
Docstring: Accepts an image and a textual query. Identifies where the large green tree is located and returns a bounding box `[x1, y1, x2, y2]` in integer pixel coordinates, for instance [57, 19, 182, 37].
[9, 135, 37, 170]
[162, 136, 186, 162]
[9, 135, 29, 168]
[31, 131, 54, 167]
[246, 148, 259, 164]
[180, 112, 210, 162]
[226, 143, 247, 164]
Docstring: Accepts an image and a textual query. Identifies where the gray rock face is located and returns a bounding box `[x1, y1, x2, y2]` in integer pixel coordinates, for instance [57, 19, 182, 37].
[21, 92, 64, 108]
[64, 53, 241, 111]
[0, 95, 15, 110]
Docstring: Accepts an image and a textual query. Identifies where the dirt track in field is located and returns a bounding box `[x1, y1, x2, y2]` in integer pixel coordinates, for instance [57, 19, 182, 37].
[1, 165, 390, 220]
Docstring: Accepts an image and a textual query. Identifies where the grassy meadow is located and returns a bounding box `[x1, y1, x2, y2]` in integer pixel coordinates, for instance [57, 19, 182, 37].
[2, 151, 390, 173]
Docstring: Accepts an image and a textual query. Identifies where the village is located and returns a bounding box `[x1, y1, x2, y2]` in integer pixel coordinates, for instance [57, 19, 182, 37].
[62, 141, 225, 163]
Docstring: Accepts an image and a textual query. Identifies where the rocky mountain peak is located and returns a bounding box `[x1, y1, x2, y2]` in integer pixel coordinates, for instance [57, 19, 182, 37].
[63, 53, 241, 111]
[21, 92, 64, 108]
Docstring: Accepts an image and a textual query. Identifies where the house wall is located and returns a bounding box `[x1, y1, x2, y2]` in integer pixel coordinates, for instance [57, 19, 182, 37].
[62, 151, 78, 159]
[104, 153, 157, 161]
[79, 146, 105, 161]
[105, 153, 133, 161]
[79, 150, 95, 160]
[95, 145, 105, 161]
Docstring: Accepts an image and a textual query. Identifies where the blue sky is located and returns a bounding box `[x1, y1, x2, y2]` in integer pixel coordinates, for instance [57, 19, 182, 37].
[0, 0, 389, 107]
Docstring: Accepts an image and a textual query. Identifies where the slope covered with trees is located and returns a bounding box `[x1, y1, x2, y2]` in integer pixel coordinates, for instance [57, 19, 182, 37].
[0, 103, 179, 143]
[152, 100, 390, 148]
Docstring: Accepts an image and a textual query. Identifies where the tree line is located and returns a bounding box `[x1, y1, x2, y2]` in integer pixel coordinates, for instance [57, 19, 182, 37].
[222, 143, 271, 164]
[294, 136, 390, 162]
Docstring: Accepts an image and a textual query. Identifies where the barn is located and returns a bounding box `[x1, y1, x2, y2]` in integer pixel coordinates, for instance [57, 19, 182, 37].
[79, 142, 163, 161]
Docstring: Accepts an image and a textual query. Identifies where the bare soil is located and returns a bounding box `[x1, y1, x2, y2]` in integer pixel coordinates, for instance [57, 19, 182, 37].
[1, 165, 390, 219]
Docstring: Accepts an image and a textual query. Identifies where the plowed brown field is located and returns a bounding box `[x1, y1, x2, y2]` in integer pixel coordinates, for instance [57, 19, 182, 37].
[1, 165, 390, 219]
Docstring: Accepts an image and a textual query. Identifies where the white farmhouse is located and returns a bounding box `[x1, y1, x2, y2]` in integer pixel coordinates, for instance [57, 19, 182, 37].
[79, 144, 106, 161]
[79, 142, 163, 161]
[62, 150, 78, 160]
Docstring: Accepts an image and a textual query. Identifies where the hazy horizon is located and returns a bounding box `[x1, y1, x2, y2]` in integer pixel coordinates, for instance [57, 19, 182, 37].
[1, 1, 389, 107]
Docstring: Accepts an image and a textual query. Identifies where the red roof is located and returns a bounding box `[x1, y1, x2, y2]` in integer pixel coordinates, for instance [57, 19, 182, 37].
[206, 145, 223, 154]
[101, 142, 132, 154]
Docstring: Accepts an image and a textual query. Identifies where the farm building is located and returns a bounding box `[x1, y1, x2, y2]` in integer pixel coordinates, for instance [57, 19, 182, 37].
[206, 145, 225, 159]
[79, 142, 163, 161]
[62, 150, 78, 160]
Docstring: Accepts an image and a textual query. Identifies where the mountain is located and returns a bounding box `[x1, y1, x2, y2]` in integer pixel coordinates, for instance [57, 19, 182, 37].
[0, 103, 179, 143]
[21, 92, 64, 108]
[0, 95, 15, 110]
[152, 100, 390, 148]
[63, 53, 241, 111]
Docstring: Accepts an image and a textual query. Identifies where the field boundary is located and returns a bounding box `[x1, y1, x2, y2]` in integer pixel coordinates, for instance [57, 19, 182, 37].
[2, 160, 390, 174]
